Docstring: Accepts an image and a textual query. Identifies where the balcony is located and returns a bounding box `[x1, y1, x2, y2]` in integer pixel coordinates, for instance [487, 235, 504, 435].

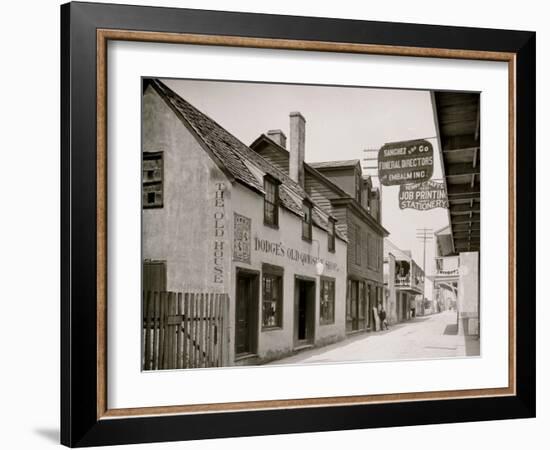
[395, 260, 424, 295]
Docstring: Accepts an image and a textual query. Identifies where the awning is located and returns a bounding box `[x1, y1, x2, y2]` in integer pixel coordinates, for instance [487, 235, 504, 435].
[434, 92, 480, 254]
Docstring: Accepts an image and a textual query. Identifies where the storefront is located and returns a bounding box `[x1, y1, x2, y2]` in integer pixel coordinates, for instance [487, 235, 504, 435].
[230, 183, 347, 364]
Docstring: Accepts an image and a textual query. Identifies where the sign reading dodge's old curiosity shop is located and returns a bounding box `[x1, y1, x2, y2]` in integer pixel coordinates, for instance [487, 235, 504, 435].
[399, 180, 449, 210]
[378, 139, 434, 186]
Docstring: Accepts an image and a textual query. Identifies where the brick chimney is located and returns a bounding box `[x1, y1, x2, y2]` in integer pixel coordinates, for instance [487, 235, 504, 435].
[267, 129, 287, 148]
[289, 112, 306, 187]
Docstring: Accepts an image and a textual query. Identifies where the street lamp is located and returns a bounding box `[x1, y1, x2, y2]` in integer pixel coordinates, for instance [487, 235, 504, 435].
[312, 239, 325, 275]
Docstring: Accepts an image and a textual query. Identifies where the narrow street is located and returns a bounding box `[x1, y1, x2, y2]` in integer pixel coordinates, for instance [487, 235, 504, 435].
[269, 309, 480, 366]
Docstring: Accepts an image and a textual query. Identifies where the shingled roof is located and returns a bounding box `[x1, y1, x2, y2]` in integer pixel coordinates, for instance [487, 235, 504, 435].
[148, 79, 346, 241]
[309, 159, 361, 170]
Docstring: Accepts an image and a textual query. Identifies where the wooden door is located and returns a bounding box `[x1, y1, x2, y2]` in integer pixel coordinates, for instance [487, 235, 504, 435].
[295, 279, 315, 345]
[350, 281, 359, 331]
[235, 273, 258, 356]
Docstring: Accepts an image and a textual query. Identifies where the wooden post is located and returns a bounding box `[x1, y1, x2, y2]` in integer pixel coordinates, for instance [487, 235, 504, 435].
[183, 293, 189, 368]
[208, 293, 214, 367]
[168, 292, 175, 369]
[177, 292, 182, 369]
[153, 291, 160, 370]
[198, 294, 204, 367]
[159, 291, 166, 370]
[143, 291, 150, 370]
[189, 293, 196, 367]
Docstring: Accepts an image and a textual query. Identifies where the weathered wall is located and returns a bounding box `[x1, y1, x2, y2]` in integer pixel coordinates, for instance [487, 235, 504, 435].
[458, 251, 480, 336]
[347, 209, 384, 285]
[230, 184, 348, 364]
[304, 170, 340, 214]
[315, 168, 356, 198]
[142, 86, 232, 296]
[254, 144, 289, 174]
[385, 253, 397, 324]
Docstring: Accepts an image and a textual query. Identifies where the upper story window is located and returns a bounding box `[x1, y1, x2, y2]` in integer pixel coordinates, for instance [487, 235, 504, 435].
[143, 151, 163, 208]
[354, 224, 362, 266]
[302, 201, 312, 241]
[328, 219, 336, 252]
[367, 234, 379, 270]
[263, 176, 280, 227]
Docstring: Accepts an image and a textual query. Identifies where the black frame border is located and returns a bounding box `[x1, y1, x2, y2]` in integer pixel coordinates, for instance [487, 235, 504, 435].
[61, 2, 535, 447]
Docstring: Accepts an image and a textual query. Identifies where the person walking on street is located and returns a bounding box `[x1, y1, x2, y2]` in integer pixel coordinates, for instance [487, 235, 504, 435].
[379, 305, 388, 330]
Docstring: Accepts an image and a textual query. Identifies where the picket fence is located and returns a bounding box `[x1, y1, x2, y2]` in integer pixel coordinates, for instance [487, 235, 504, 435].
[142, 291, 228, 370]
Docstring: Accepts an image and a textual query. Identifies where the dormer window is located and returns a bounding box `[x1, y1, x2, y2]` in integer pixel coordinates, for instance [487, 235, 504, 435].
[302, 201, 312, 241]
[264, 176, 279, 227]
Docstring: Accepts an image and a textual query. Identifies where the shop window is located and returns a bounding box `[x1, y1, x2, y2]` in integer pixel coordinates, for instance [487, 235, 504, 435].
[143, 152, 163, 208]
[263, 176, 279, 227]
[302, 201, 312, 241]
[328, 219, 336, 252]
[320, 277, 335, 325]
[262, 266, 283, 329]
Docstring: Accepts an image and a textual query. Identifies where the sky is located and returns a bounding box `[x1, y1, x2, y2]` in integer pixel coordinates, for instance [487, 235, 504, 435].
[163, 78, 450, 298]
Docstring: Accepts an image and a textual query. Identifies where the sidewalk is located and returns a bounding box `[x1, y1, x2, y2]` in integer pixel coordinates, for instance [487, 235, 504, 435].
[267, 309, 479, 366]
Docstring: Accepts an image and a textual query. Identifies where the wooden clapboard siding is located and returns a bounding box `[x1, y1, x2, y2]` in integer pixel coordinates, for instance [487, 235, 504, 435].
[331, 205, 348, 238]
[142, 291, 228, 370]
[304, 172, 337, 214]
[254, 145, 289, 173]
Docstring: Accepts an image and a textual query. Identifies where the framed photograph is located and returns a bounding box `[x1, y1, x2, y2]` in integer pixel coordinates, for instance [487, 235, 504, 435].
[61, 1, 535, 447]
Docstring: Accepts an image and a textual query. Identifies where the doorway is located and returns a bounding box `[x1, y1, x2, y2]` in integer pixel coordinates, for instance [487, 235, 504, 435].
[347, 279, 366, 332]
[235, 270, 259, 357]
[294, 277, 315, 347]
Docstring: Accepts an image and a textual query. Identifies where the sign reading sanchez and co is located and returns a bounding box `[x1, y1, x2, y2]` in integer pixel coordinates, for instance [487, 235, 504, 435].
[378, 139, 434, 186]
[399, 180, 449, 210]
[253, 237, 339, 272]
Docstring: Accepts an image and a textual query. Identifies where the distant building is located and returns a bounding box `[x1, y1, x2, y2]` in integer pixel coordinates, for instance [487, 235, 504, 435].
[433, 226, 479, 336]
[142, 79, 348, 366]
[251, 134, 389, 334]
[383, 240, 424, 323]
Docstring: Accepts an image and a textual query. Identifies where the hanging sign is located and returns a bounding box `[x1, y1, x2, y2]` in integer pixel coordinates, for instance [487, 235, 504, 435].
[398, 180, 449, 210]
[378, 139, 434, 186]
[233, 213, 251, 264]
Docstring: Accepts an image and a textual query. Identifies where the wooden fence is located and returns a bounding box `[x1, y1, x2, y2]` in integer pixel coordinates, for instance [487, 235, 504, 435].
[142, 291, 228, 370]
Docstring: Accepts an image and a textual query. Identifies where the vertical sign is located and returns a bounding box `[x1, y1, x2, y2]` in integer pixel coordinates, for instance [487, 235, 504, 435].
[213, 183, 225, 283]
[233, 213, 251, 264]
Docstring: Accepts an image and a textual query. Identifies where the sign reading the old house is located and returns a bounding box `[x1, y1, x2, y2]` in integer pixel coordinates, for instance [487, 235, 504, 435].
[233, 213, 251, 263]
[213, 183, 225, 283]
[399, 180, 449, 210]
[378, 139, 434, 186]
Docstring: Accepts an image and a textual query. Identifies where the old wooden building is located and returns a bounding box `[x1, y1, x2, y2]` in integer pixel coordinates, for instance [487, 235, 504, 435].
[142, 79, 348, 368]
[251, 133, 388, 334]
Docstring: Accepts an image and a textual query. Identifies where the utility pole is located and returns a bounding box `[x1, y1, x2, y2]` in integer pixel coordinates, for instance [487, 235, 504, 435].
[416, 228, 433, 312]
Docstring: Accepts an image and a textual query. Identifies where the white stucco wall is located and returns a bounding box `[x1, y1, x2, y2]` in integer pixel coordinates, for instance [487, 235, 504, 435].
[142, 86, 232, 295]
[458, 251, 480, 335]
[230, 184, 348, 363]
